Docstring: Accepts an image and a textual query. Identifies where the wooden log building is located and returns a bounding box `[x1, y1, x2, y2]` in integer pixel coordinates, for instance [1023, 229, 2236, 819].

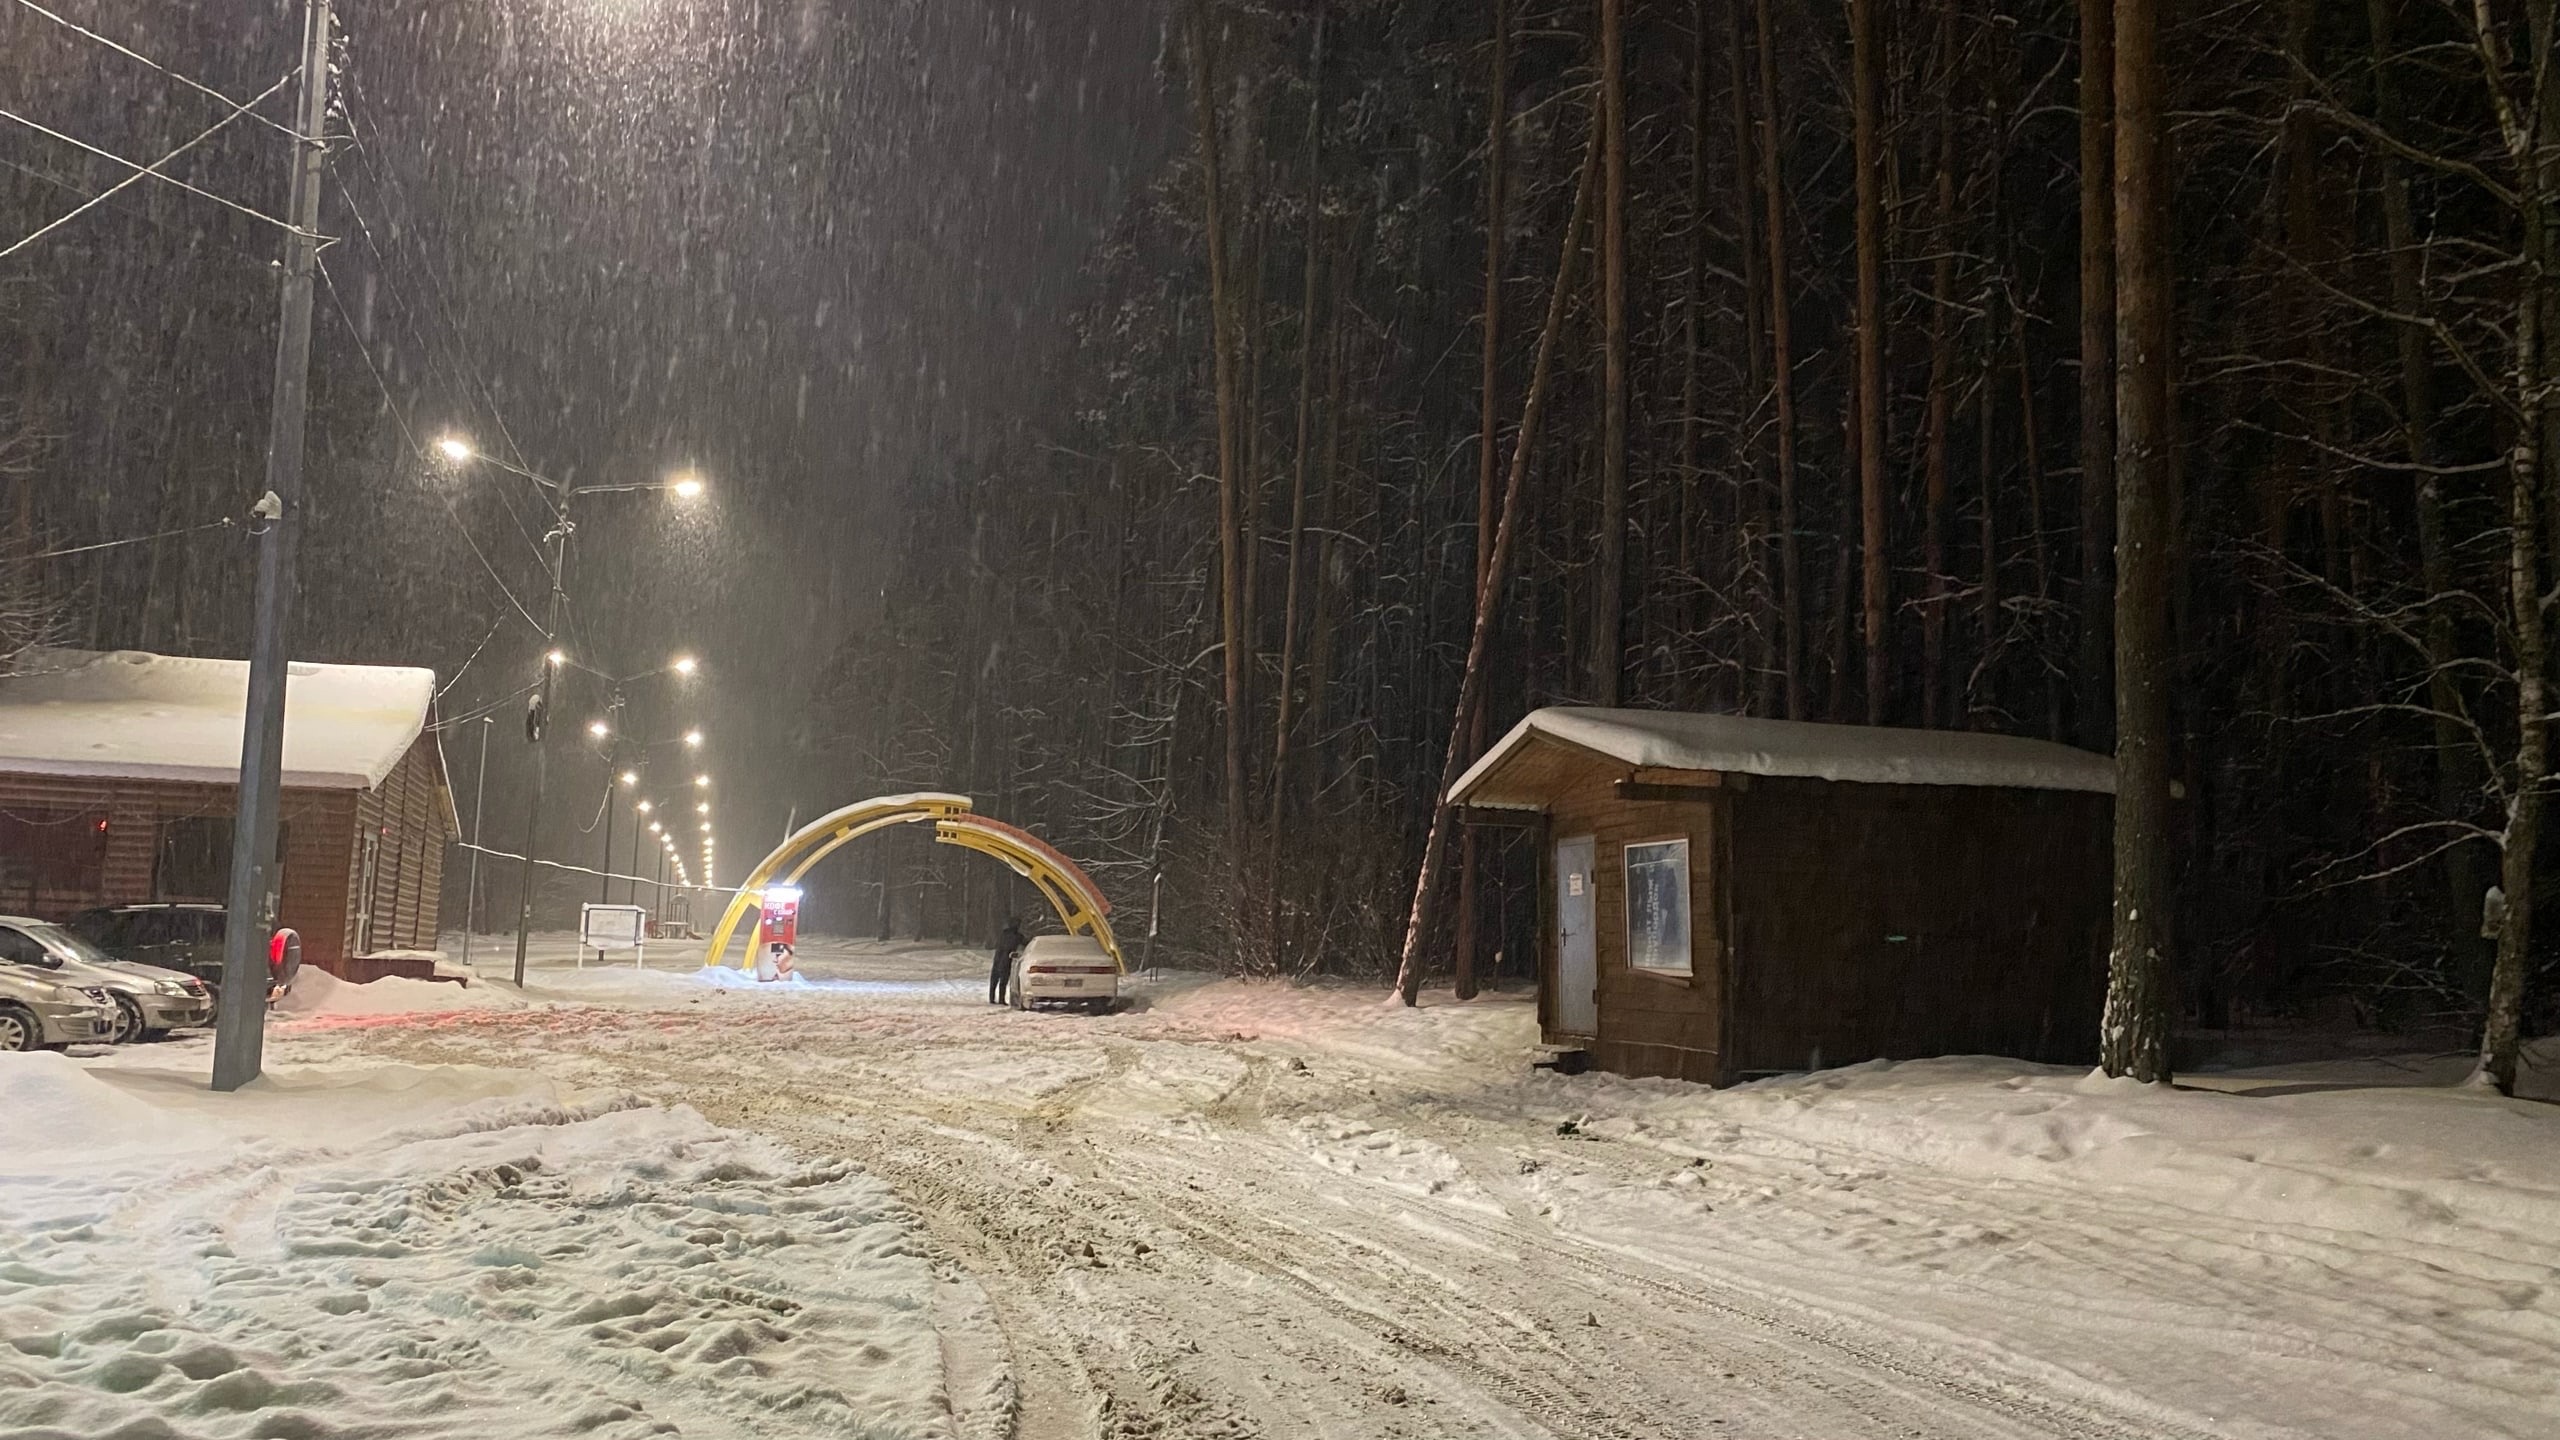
[1449, 707, 2116, 1085]
[0, 648, 456, 977]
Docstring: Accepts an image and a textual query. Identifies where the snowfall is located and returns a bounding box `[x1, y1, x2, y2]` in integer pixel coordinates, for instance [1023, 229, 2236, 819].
[4, 940, 2555, 1439]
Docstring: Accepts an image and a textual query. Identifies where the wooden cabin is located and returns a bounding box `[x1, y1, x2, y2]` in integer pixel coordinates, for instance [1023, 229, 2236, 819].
[0, 648, 457, 978]
[1449, 707, 2115, 1085]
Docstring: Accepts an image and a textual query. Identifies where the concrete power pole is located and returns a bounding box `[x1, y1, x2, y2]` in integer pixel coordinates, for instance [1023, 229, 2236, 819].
[213, 0, 334, 1093]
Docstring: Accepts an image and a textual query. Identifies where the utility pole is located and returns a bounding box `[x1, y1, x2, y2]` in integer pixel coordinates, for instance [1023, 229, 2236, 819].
[212, 0, 332, 1093]
[512, 488, 573, 986]
[460, 714, 492, 972]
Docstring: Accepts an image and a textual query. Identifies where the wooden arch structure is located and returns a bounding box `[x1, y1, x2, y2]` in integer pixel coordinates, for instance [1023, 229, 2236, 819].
[702, 793, 1122, 971]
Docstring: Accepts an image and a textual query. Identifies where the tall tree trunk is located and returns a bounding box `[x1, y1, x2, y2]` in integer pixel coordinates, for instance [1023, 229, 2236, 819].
[2015, 297, 2061, 739]
[2367, 0, 2487, 997]
[2078, 0, 2117, 749]
[1725, 0, 1772, 715]
[1267, 5, 1327, 972]
[1680, 0, 1708, 624]
[1975, 342, 2001, 723]
[1458, 0, 1508, 1004]
[1852, 0, 1888, 725]
[1922, 37, 1957, 728]
[1595, 0, 1629, 707]
[2101, 0, 2173, 1083]
[1753, 0, 1806, 719]
[1186, 0, 1253, 933]
[1395, 115, 1603, 1006]
[2471, 0, 2554, 1094]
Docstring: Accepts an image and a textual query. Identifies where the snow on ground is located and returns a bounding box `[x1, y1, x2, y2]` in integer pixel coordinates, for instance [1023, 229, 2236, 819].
[18, 935, 2556, 1439]
[0, 1042, 959, 1439]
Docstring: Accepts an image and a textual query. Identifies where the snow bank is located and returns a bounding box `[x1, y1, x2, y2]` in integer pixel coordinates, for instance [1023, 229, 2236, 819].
[0, 1054, 950, 1439]
[1545, 1054, 2560, 1259]
[277, 966, 517, 1018]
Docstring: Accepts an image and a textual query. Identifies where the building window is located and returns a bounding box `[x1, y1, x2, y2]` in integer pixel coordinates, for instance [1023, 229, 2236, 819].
[0, 809, 109, 899]
[1624, 838, 1693, 976]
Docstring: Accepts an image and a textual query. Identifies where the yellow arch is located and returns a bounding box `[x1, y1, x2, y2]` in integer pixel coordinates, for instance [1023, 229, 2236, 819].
[932, 815, 1124, 971]
[703, 796, 1124, 972]
[703, 792, 972, 968]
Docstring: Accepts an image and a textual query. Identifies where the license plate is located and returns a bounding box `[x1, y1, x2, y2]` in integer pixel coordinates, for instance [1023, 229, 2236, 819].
[1060, 978, 1083, 988]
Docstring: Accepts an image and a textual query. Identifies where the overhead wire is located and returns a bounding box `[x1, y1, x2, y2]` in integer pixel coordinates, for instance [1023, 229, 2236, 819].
[317, 257, 546, 637]
[0, 69, 296, 261]
[4, 517, 238, 563]
[0, 104, 306, 238]
[3, 0, 304, 142]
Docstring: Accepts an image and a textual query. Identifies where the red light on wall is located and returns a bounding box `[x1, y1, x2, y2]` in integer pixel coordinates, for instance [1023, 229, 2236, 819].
[94, 818, 108, 834]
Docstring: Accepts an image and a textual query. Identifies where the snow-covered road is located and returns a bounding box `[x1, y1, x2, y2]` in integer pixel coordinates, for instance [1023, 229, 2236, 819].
[225, 938, 2557, 1440]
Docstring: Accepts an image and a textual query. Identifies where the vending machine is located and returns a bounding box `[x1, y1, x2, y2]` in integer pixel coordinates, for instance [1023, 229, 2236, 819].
[755, 885, 802, 979]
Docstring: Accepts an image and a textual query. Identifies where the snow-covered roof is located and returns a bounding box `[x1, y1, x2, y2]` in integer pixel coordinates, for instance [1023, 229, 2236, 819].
[1449, 706, 2115, 807]
[0, 647, 439, 790]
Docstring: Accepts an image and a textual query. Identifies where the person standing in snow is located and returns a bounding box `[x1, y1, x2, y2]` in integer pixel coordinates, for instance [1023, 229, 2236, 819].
[989, 918, 1026, 1005]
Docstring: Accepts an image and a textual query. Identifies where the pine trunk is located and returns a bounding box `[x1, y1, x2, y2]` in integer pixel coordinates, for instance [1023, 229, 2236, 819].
[2101, 0, 2173, 1083]
[1753, 0, 1805, 719]
[1395, 115, 1603, 1005]
[2078, 0, 2117, 750]
[1852, 0, 1888, 726]
[1186, 1, 1252, 928]
[1596, 0, 1629, 707]
[1458, 0, 1509, 1004]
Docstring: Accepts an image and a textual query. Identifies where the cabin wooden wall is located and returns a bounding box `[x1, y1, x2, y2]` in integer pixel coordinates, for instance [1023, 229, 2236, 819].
[350, 739, 451, 953]
[1540, 762, 1732, 1086]
[1724, 777, 2110, 1075]
[0, 771, 357, 963]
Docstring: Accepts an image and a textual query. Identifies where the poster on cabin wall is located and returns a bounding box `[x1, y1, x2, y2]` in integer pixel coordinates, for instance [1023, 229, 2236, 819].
[1625, 838, 1692, 975]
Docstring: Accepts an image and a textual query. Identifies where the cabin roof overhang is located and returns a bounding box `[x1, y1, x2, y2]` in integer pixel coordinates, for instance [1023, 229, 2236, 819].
[1447, 707, 2117, 811]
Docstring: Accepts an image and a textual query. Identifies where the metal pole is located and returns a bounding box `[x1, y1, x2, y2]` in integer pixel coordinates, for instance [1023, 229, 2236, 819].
[460, 714, 491, 971]
[512, 489, 572, 986]
[212, 0, 331, 1094]
[628, 800, 644, 907]
[598, 776, 616, 906]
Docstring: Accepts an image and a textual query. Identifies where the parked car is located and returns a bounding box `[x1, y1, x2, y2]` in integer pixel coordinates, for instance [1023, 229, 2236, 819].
[0, 930, 123, 1051]
[0, 917, 213, 1044]
[1010, 934, 1121, 1013]
[68, 902, 228, 991]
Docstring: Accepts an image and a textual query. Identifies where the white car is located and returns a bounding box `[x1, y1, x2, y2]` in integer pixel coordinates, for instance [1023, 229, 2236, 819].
[0, 917, 214, 1043]
[1010, 935, 1120, 1013]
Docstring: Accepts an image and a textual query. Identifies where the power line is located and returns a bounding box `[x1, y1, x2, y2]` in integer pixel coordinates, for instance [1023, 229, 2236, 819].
[0, 70, 296, 261]
[3, 0, 304, 141]
[0, 103, 308, 238]
[4, 516, 238, 563]
[317, 257, 546, 637]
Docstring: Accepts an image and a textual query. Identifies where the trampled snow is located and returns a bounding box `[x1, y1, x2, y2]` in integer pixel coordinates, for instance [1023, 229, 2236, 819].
[16, 943, 2554, 1438]
[0, 1049, 952, 1439]
[0, 646, 437, 789]
[1450, 704, 2117, 803]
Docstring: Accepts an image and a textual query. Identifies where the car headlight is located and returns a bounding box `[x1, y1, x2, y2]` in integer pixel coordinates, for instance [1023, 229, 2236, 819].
[157, 980, 192, 996]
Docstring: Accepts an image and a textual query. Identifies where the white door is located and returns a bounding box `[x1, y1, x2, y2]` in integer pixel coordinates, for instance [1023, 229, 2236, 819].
[1553, 835, 1598, 1036]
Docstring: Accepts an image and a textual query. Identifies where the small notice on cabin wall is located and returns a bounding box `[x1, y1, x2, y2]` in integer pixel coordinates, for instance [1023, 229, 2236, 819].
[1625, 839, 1692, 974]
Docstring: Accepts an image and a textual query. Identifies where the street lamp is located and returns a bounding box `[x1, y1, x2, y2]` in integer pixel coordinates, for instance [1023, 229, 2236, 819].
[619, 770, 638, 787]
[433, 430, 716, 986]
[695, 775, 710, 788]
[683, 729, 704, 748]
[673, 655, 699, 677]
[588, 719, 609, 740]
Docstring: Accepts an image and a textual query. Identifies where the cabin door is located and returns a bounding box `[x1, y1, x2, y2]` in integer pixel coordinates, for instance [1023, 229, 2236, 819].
[1553, 835, 1598, 1036]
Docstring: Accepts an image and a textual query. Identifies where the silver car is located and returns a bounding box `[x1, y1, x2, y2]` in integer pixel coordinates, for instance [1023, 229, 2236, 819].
[0, 943, 119, 1051]
[0, 917, 213, 1045]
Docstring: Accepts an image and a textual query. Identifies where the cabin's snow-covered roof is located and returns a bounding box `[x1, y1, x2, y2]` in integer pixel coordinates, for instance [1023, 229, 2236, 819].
[0, 647, 438, 790]
[1449, 706, 2115, 806]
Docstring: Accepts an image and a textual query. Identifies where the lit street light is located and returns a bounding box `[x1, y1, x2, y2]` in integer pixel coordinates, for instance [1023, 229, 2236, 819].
[436, 431, 713, 984]
[588, 720, 610, 739]
[619, 770, 638, 786]
[684, 729, 704, 748]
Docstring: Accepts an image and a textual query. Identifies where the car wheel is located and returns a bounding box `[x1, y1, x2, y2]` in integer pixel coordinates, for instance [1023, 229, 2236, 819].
[108, 995, 143, 1045]
[0, 1005, 37, 1053]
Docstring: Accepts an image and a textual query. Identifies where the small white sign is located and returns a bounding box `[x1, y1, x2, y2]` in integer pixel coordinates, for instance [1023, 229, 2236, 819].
[580, 904, 649, 967]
